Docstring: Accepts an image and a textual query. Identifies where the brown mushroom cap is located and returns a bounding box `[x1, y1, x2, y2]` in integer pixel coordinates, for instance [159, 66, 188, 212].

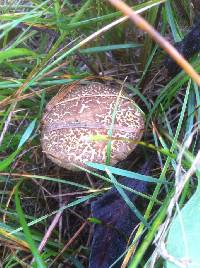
[41, 82, 145, 171]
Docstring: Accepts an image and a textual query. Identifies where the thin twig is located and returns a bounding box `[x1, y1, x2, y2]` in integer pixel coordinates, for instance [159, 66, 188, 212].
[50, 221, 87, 266]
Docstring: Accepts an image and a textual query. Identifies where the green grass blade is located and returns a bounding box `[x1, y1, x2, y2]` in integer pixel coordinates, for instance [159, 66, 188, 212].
[15, 180, 46, 268]
[106, 168, 149, 227]
[80, 43, 142, 54]
[11, 192, 98, 235]
[85, 162, 168, 184]
[0, 48, 37, 63]
[17, 119, 37, 148]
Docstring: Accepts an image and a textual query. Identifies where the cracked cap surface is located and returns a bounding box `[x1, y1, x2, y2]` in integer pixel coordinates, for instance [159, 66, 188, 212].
[41, 82, 145, 171]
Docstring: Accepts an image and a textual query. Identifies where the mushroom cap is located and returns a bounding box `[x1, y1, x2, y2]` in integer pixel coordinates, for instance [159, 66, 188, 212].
[41, 82, 145, 171]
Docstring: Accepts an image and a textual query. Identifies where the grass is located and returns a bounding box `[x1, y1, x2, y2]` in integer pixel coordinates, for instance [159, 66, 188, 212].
[0, 0, 200, 267]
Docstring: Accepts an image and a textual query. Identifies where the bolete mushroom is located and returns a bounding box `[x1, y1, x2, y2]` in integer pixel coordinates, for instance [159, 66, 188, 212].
[41, 82, 144, 171]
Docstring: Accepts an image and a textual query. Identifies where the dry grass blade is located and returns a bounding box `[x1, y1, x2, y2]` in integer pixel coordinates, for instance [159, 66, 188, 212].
[108, 0, 200, 87]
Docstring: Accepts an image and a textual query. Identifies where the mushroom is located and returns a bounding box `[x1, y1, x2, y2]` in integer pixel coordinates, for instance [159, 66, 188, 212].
[41, 82, 145, 171]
